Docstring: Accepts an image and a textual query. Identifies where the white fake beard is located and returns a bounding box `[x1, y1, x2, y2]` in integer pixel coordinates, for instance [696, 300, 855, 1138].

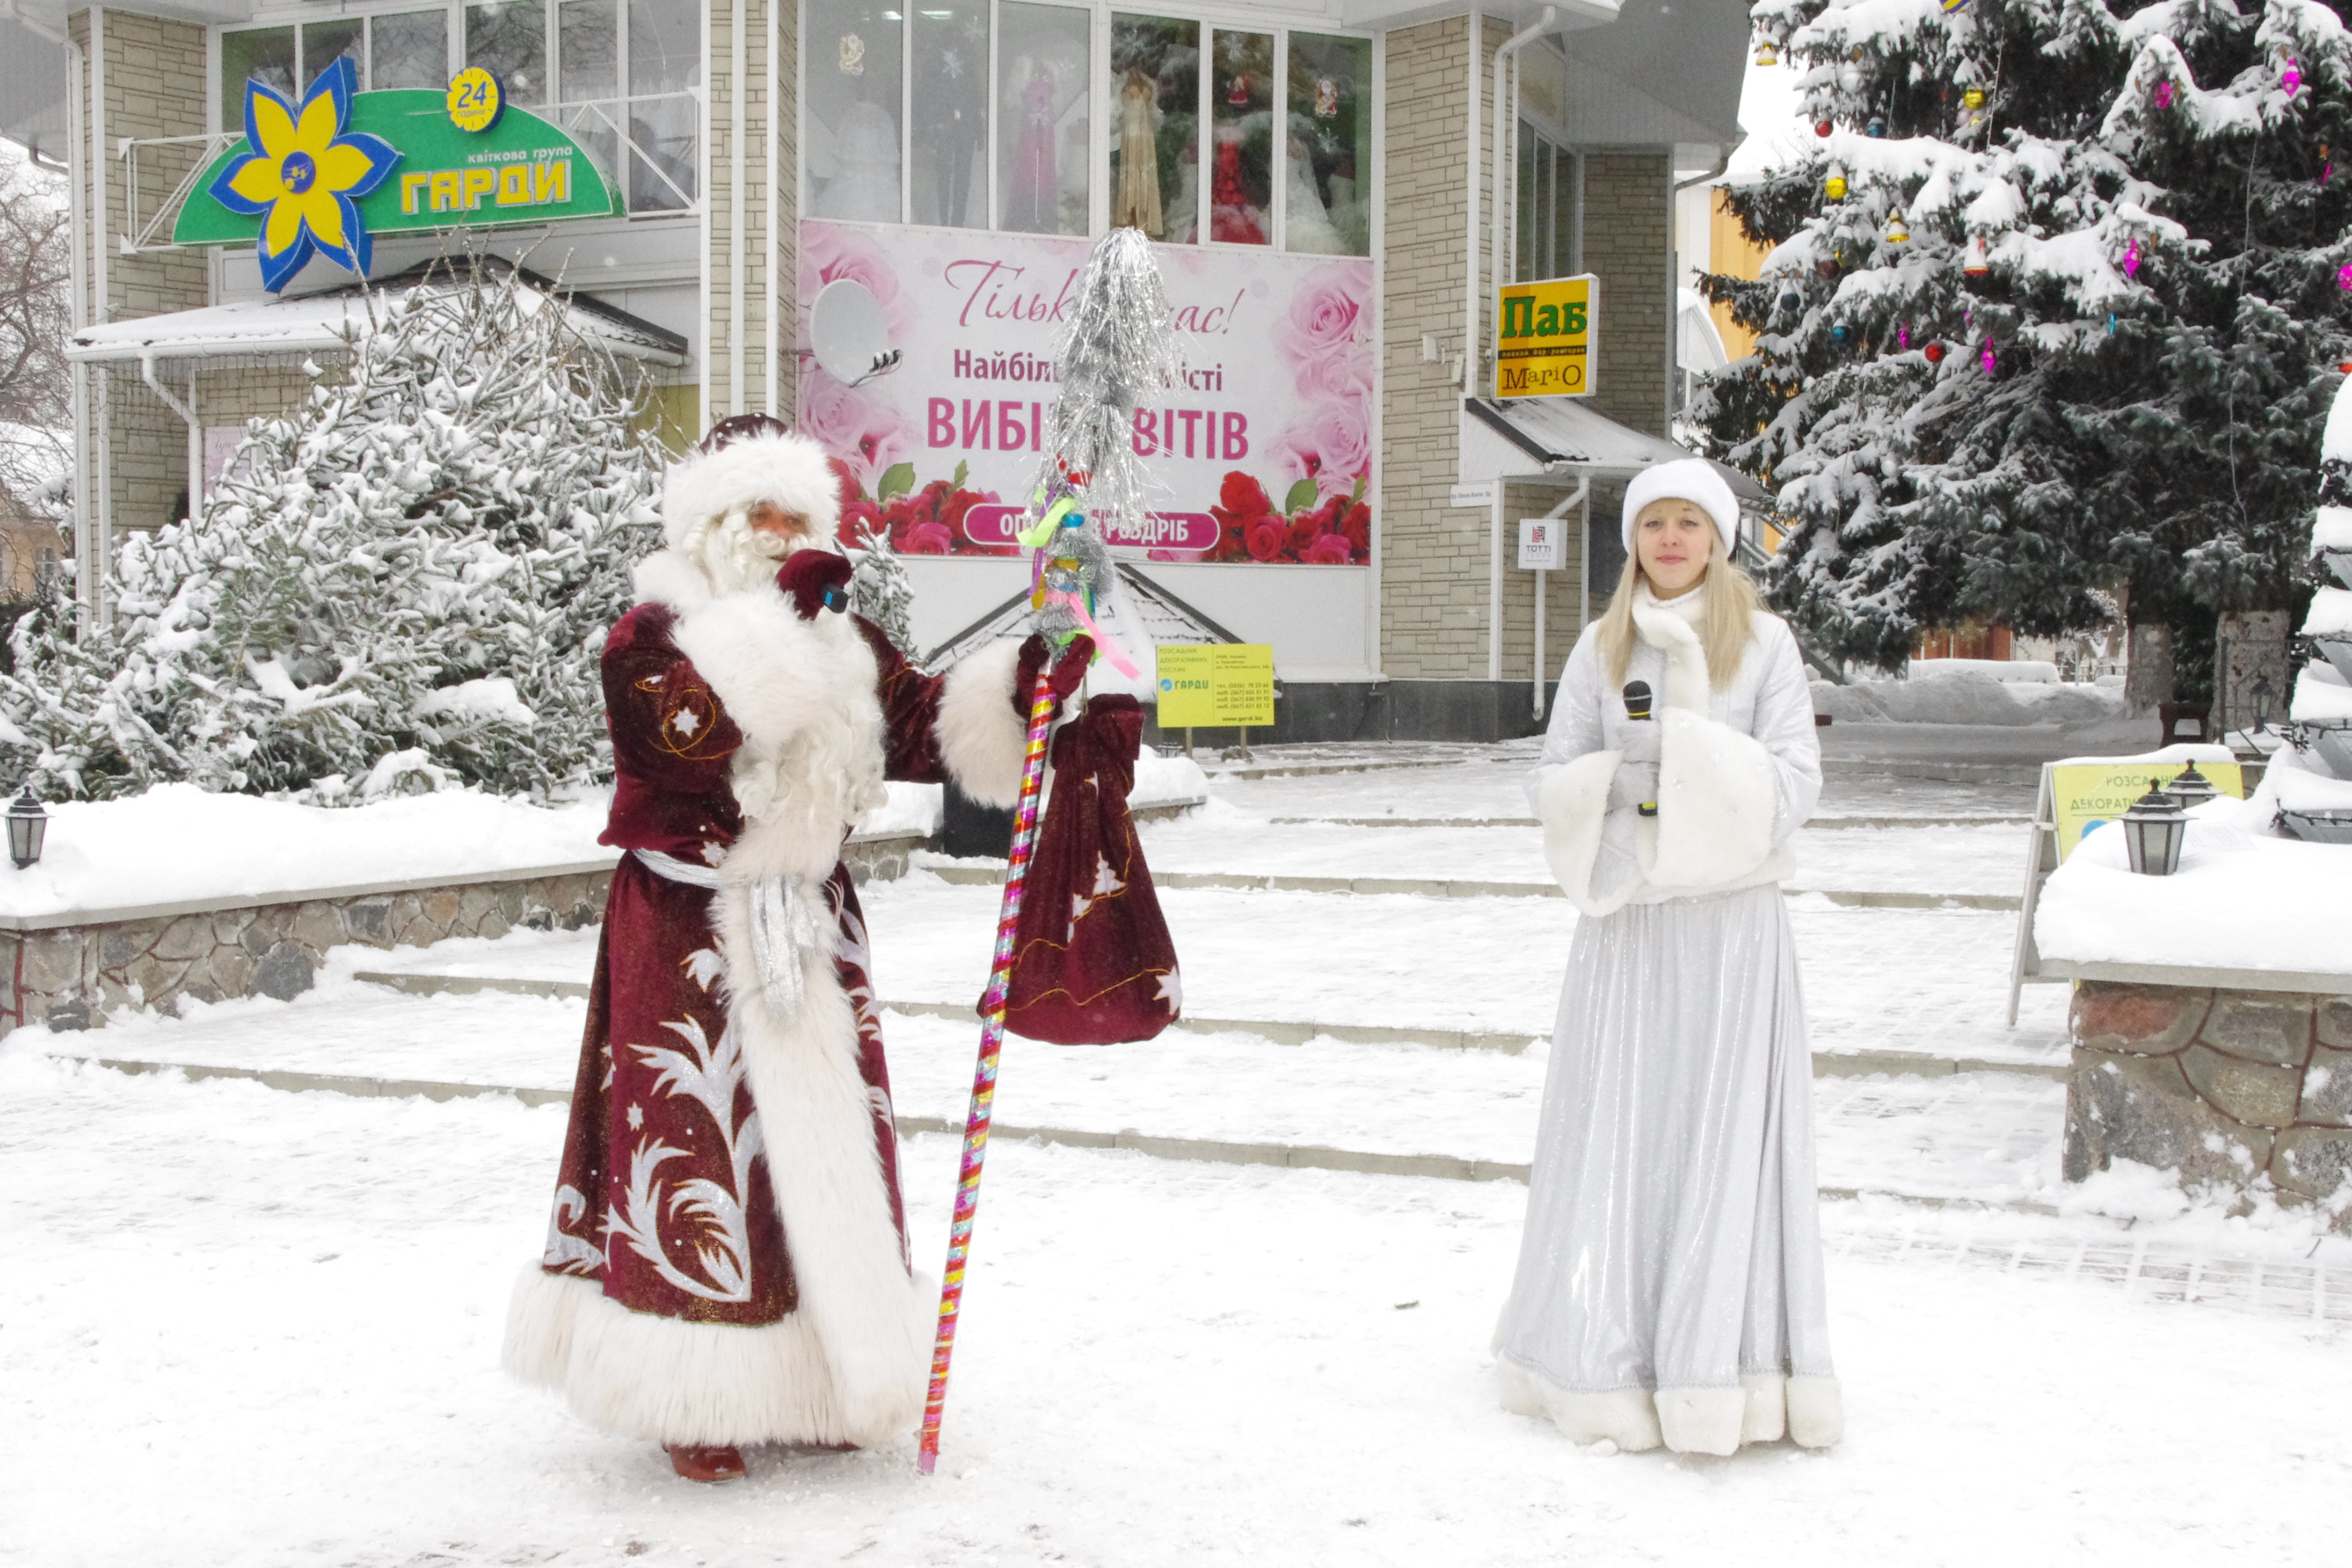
[699, 510, 813, 595]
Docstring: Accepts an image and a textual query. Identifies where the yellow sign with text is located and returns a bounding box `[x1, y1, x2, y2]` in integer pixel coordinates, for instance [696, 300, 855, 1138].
[2050, 761, 2246, 861]
[1155, 644, 1276, 728]
[1495, 274, 1597, 400]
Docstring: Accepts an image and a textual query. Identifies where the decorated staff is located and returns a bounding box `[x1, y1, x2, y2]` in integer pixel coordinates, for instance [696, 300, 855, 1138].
[917, 226, 1184, 1475]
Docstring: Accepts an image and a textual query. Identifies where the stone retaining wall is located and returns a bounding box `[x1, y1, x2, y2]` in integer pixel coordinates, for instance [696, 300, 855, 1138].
[2066, 980, 2352, 1226]
[5, 831, 927, 1033]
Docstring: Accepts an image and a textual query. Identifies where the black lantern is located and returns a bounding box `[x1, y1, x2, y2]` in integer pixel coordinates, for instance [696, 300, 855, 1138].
[6, 786, 45, 869]
[2166, 761, 2220, 808]
[2121, 778, 2187, 876]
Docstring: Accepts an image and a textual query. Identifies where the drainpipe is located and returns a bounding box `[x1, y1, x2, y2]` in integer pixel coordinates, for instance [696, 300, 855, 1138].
[6, 0, 92, 623]
[1492, 8, 1556, 331]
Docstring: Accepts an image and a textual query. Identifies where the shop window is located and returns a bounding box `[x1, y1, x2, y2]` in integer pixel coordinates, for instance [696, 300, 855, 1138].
[912, 4, 989, 229]
[1205, 29, 1270, 246]
[370, 10, 452, 91]
[806, 0, 906, 223]
[1285, 32, 1369, 256]
[626, 0, 699, 212]
[996, 2, 1089, 235]
[219, 27, 295, 129]
[1108, 14, 1198, 243]
[557, 1, 621, 190]
[1516, 121, 1578, 281]
[467, 0, 547, 105]
[304, 20, 365, 84]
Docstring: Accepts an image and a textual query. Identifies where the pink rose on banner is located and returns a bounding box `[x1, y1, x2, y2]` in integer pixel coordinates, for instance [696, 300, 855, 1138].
[1272, 391, 1374, 501]
[1276, 262, 1375, 402]
[798, 373, 911, 497]
[797, 222, 916, 345]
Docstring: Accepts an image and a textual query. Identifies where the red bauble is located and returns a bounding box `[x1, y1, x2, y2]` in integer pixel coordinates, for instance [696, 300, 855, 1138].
[1923, 342, 1947, 364]
[1815, 119, 1833, 136]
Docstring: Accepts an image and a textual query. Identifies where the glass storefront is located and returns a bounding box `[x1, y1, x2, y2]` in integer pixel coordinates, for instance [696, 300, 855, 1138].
[807, 3, 1371, 258]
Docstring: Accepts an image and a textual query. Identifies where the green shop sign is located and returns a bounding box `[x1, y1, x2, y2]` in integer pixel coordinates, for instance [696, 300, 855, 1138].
[176, 59, 615, 292]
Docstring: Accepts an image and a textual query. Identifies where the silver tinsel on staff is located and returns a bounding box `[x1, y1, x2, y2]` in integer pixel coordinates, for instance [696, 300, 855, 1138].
[1023, 226, 1185, 644]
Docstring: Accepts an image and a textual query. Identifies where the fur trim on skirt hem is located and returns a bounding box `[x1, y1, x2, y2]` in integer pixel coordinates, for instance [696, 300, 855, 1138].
[1495, 1359, 1843, 1453]
[502, 1266, 935, 1448]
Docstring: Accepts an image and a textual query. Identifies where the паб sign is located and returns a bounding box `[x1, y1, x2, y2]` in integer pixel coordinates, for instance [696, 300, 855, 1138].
[1156, 645, 1276, 728]
[1494, 274, 1597, 400]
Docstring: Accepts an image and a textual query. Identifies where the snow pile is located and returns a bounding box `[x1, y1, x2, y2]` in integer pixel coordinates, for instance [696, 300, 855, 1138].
[1133, 749, 1211, 810]
[1812, 669, 2133, 728]
[1906, 657, 2063, 684]
[0, 779, 961, 919]
[2034, 793, 2352, 976]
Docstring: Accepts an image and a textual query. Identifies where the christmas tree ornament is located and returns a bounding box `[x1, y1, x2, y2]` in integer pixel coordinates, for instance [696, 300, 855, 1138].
[2153, 79, 2175, 109]
[1816, 259, 1839, 278]
[2338, 262, 2352, 290]
[2108, 313, 2117, 335]
[1778, 287, 1802, 316]
[1885, 214, 1910, 243]
[1941, 0, 1971, 11]
[1840, 65, 1863, 93]
[2322, 144, 2333, 185]
[1964, 235, 1990, 275]
[1867, 115, 1887, 137]
[1924, 341, 1947, 364]
[2283, 58, 2302, 97]
[1962, 86, 1987, 127]
[2124, 237, 2140, 277]
[1825, 163, 1848, 200]
[1754, 38, 1780, 68]
[1815, 118, 1833, 137]
[1898, 324, 1910, 350]
[1982, 342, 1996, 374]
[1832, 324, 1848, 339]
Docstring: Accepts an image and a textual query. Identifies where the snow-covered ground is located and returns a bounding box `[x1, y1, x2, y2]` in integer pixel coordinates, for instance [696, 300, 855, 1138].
[6, 745, 2348, 1566]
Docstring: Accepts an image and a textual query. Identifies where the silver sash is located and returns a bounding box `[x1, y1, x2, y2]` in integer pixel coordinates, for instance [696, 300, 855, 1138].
[633, 849, 822, 1018]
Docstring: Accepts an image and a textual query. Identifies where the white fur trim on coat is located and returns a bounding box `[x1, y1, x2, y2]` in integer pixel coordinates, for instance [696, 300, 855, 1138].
[935, 638, 1030, 808]
[503, 1264, 932, 1448]
[663, 428, 843, 550]
[1630, 595, 1787, 898]
[1787, 1375, 1844, 1449]
[1538, 749, 1629, 917]
[1655, 1386, 1747, 1457]
[1496, 1362, 1664, 1452]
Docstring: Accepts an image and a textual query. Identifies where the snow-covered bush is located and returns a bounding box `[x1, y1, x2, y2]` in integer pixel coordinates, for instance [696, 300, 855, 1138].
[0, 259, 666, 801]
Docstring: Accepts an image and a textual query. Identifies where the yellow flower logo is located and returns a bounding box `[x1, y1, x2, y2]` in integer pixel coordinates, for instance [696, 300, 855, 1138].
[209, 59, 399, 292]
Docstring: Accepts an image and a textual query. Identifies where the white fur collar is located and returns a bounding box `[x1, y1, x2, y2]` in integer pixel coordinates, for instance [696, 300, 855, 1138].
[1630, 585, 1711, 713]
[1636, 578, 1707, 626]
[633, 547, 716, 614]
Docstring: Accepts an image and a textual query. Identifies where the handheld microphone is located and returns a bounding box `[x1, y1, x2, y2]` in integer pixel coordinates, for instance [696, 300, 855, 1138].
[1622, 681, 1658, 817]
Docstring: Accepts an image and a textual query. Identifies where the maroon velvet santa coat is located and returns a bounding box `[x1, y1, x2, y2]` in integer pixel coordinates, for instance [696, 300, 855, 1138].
[503, 547, 1030, 1449]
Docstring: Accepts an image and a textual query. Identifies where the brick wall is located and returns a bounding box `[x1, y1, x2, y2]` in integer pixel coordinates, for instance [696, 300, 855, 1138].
[1379, 15, 1501, 681]
[707, 0, 777, 422]
[1582, 152, 1671, 439]
[774, 0, 799, 425]
[79, 10, 211, 549]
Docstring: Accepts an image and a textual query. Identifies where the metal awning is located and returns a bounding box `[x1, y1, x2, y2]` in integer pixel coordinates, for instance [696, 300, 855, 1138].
[1458, 396, 1763, 497]
[68, 261, 688, 368]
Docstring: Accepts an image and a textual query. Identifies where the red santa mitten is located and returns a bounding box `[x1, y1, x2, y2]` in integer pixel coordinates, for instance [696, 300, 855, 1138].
[1012, 633, 1096, 724]
[993, 693, 1180, 1046]
[777, 549, 854, 619]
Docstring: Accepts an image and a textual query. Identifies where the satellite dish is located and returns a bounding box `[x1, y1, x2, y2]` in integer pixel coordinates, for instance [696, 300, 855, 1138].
[810, 278, 902, 387]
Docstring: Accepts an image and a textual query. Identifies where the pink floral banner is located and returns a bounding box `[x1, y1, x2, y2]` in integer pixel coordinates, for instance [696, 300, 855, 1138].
[796, 219, 1374, 565]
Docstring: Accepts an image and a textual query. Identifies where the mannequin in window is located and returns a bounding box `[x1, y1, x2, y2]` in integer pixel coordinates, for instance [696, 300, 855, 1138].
[1283, 133, 1345, 254]
[815, 99, 902, 223]
[1209, 131, 1263, 245]
[1113, 66, 1162, 238]
[1006, 60, 1058, 232]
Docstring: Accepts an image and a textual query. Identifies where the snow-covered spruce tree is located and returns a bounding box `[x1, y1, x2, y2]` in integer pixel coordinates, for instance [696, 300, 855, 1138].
[1705, 0, 2350, 696]
[0, 259, 665, 800]
[846, 519, 917, 657]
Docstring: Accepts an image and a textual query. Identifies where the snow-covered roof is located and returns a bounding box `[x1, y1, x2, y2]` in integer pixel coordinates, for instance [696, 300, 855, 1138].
[1460, 396, 1765, 498]
[68, 267, 688, 368]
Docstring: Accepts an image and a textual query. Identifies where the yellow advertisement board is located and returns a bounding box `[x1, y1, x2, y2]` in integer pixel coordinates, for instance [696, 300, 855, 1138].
[2050, 761, 2245, 861]
[1494, 274, 1597, 400]
[1156, 644, 1276, 728]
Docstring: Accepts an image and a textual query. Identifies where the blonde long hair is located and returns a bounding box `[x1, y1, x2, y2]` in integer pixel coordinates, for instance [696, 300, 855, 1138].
[1595, 528, 1763, 689]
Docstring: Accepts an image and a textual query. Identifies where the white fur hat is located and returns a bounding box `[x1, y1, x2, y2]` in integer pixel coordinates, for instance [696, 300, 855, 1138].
[1620, 458, 1741, 557]
[661, 418, 844, 553]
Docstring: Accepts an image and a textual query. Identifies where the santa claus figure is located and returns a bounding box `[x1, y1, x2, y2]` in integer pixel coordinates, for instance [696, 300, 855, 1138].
[503, 416, 1084, 1482]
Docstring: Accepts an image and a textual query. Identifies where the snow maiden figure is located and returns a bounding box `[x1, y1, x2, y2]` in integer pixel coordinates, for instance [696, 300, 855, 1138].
[1493, 457, 1842, 1456]
[504, 416, 1086, 1482]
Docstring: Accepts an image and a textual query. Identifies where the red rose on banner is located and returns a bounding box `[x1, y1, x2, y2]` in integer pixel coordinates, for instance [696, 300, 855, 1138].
[836, 497, 884, 547]
[1301, 533, 1353, 564]
[1245, 517, 1293, 562]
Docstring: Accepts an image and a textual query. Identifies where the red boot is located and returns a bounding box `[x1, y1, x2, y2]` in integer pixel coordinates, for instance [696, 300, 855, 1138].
[665, 1443, 746, 1483]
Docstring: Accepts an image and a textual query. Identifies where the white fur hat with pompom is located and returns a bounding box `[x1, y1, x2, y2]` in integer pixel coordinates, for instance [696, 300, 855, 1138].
[1619, 458, 1741, 556]
[662, 415, 843, 553]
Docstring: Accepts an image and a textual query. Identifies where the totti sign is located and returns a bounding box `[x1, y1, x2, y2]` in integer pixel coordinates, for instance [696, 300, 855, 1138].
[1494, 274, 1597, 400]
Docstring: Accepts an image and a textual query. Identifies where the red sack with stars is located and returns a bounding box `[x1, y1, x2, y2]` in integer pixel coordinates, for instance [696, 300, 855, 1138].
[996, 694, 1181, 1045]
